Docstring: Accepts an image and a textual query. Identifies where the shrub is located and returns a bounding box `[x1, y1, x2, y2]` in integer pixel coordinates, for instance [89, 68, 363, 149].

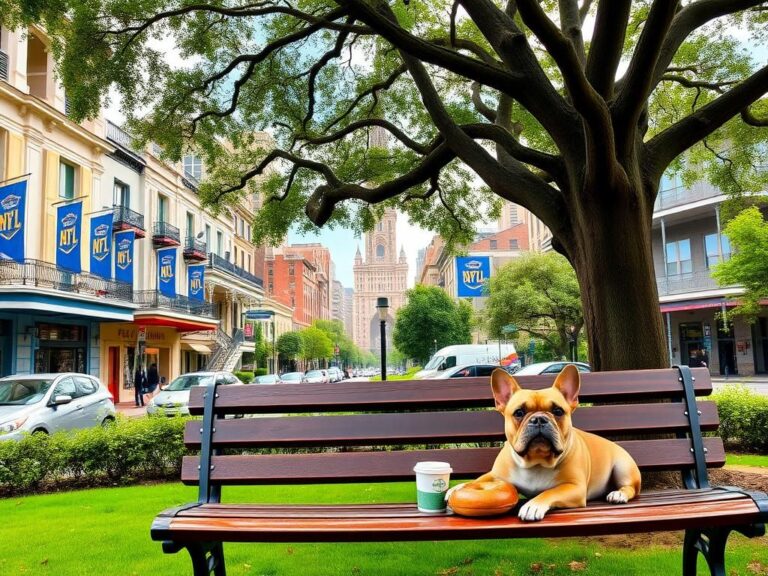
[711, 385, 768, 452]
[234, 371, 254, 383]
[254, 368, 268, 377]
[0, 415, 189, 496]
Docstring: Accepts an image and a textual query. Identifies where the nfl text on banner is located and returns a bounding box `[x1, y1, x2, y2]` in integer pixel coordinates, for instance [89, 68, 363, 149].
[0, 180, 27, 262]
[187, 264, 205, 301]
[455, 256, 491, 298]
[89, 211, 113, 279]
[114, 230, 135, 285]
[157, 247, 177, 297]
[56, 201, 83, 273]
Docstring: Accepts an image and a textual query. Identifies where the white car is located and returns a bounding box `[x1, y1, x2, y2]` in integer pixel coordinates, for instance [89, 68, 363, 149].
[426, 364, 501, 379]
[512, 361, 591, 376]
[304, 369, 328, 384]
[0, 373, 116, 440]
[147, 371, 243, 416]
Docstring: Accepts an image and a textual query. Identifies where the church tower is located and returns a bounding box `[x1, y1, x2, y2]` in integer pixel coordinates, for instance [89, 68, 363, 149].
[353, 209, 409, 356]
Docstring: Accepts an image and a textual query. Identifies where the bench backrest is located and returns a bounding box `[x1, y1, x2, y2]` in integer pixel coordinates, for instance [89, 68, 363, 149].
[182, 366, 720, 503]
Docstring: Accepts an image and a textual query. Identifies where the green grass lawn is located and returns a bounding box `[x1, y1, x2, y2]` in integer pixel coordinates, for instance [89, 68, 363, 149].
[3, 482, 768, 575]
[727, 453, 768, 468]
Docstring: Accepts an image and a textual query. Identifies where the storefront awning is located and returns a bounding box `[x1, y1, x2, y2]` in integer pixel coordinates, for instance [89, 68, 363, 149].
[181, 342, 212, 354]
[659, 297, 737, 313]
[0, 292, 134, 321]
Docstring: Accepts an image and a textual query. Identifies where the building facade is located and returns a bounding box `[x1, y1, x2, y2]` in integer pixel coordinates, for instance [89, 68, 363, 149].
[264, 251, 320, 328]
[352, 208, 408, 354]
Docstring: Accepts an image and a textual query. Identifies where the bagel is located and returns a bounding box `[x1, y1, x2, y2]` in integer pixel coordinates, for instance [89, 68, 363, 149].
[448, 480, 519, 517]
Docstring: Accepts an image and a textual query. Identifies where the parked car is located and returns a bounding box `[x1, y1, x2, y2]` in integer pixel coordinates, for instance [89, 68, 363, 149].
[426, 364, 502, 379]
[147, 371, 243, 416]
[512, 361, 591, 376]
[0, 373, 116, 440]
[304, 369, 328, 384]
[254, 374, 282, 385]
[327, 367, 343, 382]
[279, 372, 305, 383]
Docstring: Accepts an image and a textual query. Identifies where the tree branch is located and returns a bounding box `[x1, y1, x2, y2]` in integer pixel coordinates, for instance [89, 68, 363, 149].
[741, 104, 768, 126]
[471, 82, 497, 122]
[558, 0, 586, 66]
[585, 0, 631, 99]
[297, 118, 430, 154]
[646, 64, 768, 178]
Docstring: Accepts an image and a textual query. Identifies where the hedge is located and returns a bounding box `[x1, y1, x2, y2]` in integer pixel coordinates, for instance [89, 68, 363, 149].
[711, 384, 768, 452]
[0, 416, 188, 495]
[234, 371, 254, 383]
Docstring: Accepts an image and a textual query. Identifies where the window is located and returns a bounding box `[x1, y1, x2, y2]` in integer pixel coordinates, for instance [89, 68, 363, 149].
[113, 180, 130, 207]
[268, 267, 273, 276]
[289, 263, 295, 276]
[157, 194, 168, 223]
[186, 212, 194, 240]
[216, 231, 223, 256]
[377, 222, 383, 231]
[205, 224, 211, 248]
[183, 154, 203, 180]
[490, 239, 497, 250]
[238, 217, 244, 237]
[509, 239, 518, 249]
[704, 233, 731, 268]
[59, 160, 76, 199]
[53, 377, 77, 398]
[376, 244, 385, 259]
[74, 376, 98, 397]
[247, 254, 251, 272]
[666, 239, 692, 275]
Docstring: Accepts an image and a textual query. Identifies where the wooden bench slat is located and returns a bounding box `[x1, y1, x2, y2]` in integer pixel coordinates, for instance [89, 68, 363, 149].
[180, 438, 726, 485]
[151, 489, 759, 543]
[188, 368, 712, 414]
[184, 401, 720, 448]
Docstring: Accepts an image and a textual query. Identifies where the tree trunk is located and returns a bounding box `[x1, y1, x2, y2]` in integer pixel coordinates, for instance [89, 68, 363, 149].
[566, 185, 668, 372]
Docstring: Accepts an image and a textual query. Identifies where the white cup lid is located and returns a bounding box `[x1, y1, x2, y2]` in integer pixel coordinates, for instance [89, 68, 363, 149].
[413, 461, 452, 474]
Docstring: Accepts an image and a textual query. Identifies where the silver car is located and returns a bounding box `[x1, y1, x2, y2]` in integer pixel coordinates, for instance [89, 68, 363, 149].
[146, 371, 243, 416]
[0, 373, 116, 441]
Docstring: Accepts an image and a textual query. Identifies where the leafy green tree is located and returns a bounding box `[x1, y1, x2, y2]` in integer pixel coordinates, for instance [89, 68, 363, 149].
[713, 206, 768, 318]
[485, 253, 583, 360]
[299, 327, 334, 366]
[311, 319, 362, 366]
[393, 285, 472, 365]
[277, 331, 303, 362]
[11, 1, 767, 370]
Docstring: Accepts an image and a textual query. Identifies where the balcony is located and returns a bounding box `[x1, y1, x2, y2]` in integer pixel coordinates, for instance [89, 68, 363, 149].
[656, 270, 732, 296]
[112, 205, 146, 238]
[207, 252, 263, 289]
[106, 120, 145, 173]
[133, 290, 215, 318]
[0, 50, 7, 82]
[183, 237, 207, 262]
[0, 258, 133, 303]
[152, 221, 181, 247]
[654, 181, 722, 212]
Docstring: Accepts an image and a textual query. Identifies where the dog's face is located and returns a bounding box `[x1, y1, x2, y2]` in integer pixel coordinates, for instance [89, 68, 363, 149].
[491, 365, 581, 467]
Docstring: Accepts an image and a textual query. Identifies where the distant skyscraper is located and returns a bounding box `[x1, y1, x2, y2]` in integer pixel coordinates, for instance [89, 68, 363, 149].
[344, 287, 354, 337]
[353, 208, 409, 353]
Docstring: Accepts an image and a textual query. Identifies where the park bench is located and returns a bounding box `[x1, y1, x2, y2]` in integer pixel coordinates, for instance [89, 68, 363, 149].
[151, 365, 768, 576]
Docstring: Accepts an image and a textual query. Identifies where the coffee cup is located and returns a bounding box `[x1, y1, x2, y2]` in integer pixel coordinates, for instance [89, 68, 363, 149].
[413, 461, 452, 513]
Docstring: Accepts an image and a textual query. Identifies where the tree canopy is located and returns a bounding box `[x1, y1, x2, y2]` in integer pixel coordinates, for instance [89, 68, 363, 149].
[299, 326, 334, 365]
[713, 206, 768, 318]
[484, 252, 583, 359]
[277, 331, 303, 362]
[393, 284, 472, 365]
[6, 0, 766, 370]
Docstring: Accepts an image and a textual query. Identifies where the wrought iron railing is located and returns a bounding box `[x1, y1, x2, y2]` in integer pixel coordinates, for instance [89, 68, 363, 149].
[207, 252, 263, 288]
[113, 205, 145, 232]
[133, 290, 214, 317]
[656, 270, 739, 296]
[152, 221, 180, 244]
[205, 328, 245, 370]
[106, 120, 144, 156]
[181, 175, 199, 192]
[0, 258, 133, 303]
[183, 236, 206, 255]
[654, 181, 723, 212]
[0, 50, 8, 82]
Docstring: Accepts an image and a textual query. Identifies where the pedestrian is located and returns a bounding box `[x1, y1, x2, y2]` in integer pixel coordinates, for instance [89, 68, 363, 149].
[700, 349, 709, 369]
[134, 365, 147, 407]
[146, 363, 160, 402]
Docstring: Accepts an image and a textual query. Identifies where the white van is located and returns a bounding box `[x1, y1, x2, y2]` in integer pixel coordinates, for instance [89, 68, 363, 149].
[414, 344, 519, 379]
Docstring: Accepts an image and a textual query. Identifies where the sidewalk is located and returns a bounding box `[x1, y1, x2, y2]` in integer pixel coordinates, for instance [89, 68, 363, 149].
[712, 375, 768, 385]
[115, 402, 148, 418]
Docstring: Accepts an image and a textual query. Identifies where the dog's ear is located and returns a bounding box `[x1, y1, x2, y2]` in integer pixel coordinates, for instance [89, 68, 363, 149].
[553, 364, 580, 409]
[491, 369, 520, 412]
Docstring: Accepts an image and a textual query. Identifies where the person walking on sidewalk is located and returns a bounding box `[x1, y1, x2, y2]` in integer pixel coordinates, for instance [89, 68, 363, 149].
[134, 365, 147, 407]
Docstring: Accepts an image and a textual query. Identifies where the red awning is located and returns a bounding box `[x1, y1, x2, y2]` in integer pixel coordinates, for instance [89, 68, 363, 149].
[659, 298, 736, 313]
[134, 314, 218, 332]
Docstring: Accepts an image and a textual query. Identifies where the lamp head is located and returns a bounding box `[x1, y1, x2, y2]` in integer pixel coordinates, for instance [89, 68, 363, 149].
[376, 297, 389, 321]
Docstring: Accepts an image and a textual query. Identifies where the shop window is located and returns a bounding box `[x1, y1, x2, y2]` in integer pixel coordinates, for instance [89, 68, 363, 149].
[666, 239, 692, 275]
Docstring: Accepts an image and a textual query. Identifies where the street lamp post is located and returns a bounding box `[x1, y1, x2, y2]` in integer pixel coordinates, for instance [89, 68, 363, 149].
[376, 297, 389, 381]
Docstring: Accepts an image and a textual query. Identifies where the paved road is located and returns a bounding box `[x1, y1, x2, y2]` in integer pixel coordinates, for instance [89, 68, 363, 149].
[712, 378, 768, 396]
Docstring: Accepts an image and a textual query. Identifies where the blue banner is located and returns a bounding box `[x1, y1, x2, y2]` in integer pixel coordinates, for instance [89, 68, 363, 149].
[157, 248, 177, 297]
[89, 212, 113, 279]
[187, 265, 205, 301]
[0, 180, 27, 262]
[56, 201, 82, 272]
[456, 256, 491, 298]
[114, 230, 134, 285]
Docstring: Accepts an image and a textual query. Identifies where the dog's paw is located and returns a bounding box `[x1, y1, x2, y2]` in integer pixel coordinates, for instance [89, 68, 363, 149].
[518, 500, 550, 522]
[606, 490, 628, 504]
[445, 483, 467, 502]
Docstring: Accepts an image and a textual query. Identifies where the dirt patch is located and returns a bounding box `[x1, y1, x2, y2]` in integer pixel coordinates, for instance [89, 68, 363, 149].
[570, 468, 768, 550]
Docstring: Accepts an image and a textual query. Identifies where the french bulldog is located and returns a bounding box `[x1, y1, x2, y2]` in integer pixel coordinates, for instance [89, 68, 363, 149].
[472, 364, 641, 521]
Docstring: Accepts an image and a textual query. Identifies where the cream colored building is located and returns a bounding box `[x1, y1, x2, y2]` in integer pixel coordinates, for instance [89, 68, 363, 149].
[352, 208, 408, 354]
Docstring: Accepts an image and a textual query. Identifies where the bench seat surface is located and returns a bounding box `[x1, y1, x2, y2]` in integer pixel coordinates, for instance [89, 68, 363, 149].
[152, 489, 762, 543]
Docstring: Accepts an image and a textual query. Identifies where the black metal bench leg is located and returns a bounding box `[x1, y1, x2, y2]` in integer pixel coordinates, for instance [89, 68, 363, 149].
[683, 528, 729, 576]
[184, 542, 227, 576]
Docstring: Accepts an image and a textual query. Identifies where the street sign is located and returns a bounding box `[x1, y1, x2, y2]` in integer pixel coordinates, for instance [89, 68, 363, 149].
[245, 309, 274, 320]
[502, 324, 517, 334]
